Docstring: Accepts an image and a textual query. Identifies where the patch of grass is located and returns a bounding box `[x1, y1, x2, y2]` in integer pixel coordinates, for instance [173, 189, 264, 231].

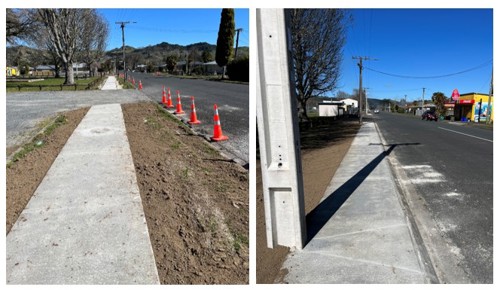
[208, 217, 218, 233]
[232, 232, 249, 252]
[116, 76, 135, 89]
[170, 141, 181, 150]
[144, 116, 161, 130]
[181, 167, 190, 180]
[215, 183, 229, 193]
[6, 77, 102, 92]
[44, 115, 67, 135]
[202, 143, 218, 156]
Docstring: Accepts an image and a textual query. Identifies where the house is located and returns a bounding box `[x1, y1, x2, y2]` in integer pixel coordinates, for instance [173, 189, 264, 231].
[340, 98, 359, 115]
[203, 61, 223, 75]
[454, 92, 493, 122]
[318, 100, 345, 117]
[34, 65, 56, 77]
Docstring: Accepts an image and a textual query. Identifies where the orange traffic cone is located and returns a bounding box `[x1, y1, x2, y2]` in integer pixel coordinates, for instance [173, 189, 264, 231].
[161, 86, 167, 105]
[211, 104, 228, 141]
[166, 88, 174, 108]
[174, 90, 185, 115]
[138, 80, 143, 90]
[188, 96, 201, 125]
[132, 78, 136, 85]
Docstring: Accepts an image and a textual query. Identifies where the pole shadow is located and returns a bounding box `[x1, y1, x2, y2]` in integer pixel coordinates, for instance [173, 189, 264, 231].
[305, 142, 420, 245]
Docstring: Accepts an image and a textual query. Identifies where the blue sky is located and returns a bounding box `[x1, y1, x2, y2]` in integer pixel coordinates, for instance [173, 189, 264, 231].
[338, 9, 493, 101]
[97, 8, 249, 50]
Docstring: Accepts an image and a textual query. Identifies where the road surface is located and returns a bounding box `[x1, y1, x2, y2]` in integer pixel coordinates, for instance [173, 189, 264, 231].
[373, 112, 493, 283]
[128, 72, 249, 164]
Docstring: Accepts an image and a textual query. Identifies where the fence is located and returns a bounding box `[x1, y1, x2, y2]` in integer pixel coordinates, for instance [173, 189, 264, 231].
[8, 77, 104, 92]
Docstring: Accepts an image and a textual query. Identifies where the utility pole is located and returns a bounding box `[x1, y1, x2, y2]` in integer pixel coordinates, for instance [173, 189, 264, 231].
[257, 9, 306, 249]
[115, 21, 136, 82]
[421, 87, 426, 110]
[364, 88, 370, 114]
[486, 69, 493, 124]
[234, 28, 243, 59]
[353, 56, 376, 123]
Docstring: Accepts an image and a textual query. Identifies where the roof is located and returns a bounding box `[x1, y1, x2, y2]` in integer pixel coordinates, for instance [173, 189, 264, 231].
[460, 92, 490, 97]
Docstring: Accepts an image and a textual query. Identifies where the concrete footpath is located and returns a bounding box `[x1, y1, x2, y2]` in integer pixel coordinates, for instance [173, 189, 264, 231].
[282, 121, 435, 284]
[6, 104, 159, 284]
[101, 75, 118, 90]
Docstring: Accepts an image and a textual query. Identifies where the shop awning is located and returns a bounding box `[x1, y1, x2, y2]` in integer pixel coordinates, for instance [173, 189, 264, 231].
[457, 99, 475, 105]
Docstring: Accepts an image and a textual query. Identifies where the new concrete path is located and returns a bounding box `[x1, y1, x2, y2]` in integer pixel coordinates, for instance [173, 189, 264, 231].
[282, 122, 433, 284]
[101, 75, 118, 90]
[6, 104, 159, 284]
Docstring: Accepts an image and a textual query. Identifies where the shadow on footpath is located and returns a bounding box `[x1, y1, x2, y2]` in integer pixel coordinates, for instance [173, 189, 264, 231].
[305, 142, 420, 245]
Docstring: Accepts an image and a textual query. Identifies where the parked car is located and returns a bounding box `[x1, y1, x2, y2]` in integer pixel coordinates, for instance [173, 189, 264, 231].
[374, 109, 380, 114]
[422, 111, 438, 121]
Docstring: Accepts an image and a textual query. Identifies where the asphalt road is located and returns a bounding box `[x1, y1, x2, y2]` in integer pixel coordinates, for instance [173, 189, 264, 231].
[127, 72, 249, 163]
[373, 112, 493, 283]
[6, 90, 149, 150]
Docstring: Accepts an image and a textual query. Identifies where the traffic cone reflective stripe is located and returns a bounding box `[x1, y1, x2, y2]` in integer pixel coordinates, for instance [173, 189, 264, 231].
[166, 88, 174, 108]
[174, 90, 185, 115]
[211, 104, 228, 141]
[161, 86, 167, 105]
[188, 96, 201, 125]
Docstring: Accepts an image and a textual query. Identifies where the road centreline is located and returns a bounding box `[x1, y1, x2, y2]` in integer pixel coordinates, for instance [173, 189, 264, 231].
[437, 127, 493, 143]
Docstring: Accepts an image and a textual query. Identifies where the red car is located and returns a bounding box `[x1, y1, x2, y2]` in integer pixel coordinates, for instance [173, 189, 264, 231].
[422, 111, 438, 121]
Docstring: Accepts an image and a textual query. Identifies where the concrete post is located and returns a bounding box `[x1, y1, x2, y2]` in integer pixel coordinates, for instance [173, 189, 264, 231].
[256, 9, 307, 250]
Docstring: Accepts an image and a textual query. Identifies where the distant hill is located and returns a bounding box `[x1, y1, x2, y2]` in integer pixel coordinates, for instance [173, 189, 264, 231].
[7, 41, 248, 68]
[106, 41, 249, 66]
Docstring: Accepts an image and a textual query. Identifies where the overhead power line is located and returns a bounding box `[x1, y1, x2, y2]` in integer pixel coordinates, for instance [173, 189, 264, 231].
[365, 59, 492, 79]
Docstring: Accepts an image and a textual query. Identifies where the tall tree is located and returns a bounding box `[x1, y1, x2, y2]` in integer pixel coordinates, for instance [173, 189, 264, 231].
[202, 49, 214, 63]
[79, 10, 109, 77]
[37, 9, 92, 85]
[165, 54, 178, 73]
[215, 8, 235, 79]
[431, 92, 448, 116]
[289, 9, 350, 120]
[6, 9, 37, 45]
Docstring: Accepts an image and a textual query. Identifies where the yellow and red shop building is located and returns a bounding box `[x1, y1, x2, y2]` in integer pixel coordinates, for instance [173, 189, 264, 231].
[451, 93, 493, 122]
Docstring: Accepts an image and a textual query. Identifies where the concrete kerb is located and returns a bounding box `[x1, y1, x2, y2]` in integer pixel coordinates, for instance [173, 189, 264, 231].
[375, 121, 469, 283]
[373, 121, 440, 284]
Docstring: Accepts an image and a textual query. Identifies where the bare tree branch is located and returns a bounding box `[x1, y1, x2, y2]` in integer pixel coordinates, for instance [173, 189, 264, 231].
[289, 9, 350, 120]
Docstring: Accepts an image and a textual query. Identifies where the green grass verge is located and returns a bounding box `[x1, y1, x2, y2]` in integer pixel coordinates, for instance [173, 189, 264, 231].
[6, 77, 102, 92]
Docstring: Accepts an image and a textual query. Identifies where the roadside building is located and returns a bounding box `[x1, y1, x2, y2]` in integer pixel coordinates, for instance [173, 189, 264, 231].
[454, 92, 493, 122]
[6, 66, 19, 77]
[318, 100, 345, 117]
[339, 98, 358, 115]
[34, 65, 56, 77]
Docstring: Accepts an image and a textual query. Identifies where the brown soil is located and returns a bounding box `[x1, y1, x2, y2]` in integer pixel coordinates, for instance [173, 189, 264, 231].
[6, 102, 248, 284]
[256, 117, 360, 284]
[6, 107, 89, 234]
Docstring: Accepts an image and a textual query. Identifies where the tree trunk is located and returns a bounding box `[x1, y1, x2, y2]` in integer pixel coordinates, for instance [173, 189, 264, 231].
[221, 66, 226, 79]
[65, 61, 75, 85]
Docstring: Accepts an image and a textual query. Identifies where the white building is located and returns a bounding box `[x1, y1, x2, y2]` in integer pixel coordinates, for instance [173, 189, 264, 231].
[340, 98, 359, 115]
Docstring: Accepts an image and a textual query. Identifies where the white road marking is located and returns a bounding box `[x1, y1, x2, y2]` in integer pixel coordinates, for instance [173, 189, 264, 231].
[438, 127, 493, 143]
[401, 164, 444, 184]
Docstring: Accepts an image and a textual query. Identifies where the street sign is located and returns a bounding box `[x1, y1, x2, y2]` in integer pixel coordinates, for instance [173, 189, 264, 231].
[452, 89, 460, 101]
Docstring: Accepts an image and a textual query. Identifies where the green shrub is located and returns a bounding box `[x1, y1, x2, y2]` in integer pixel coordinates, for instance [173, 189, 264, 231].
[226, 56, 249, 82]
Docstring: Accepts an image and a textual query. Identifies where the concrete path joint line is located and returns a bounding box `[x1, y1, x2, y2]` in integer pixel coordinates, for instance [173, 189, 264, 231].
[313, 223, 409, 239]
